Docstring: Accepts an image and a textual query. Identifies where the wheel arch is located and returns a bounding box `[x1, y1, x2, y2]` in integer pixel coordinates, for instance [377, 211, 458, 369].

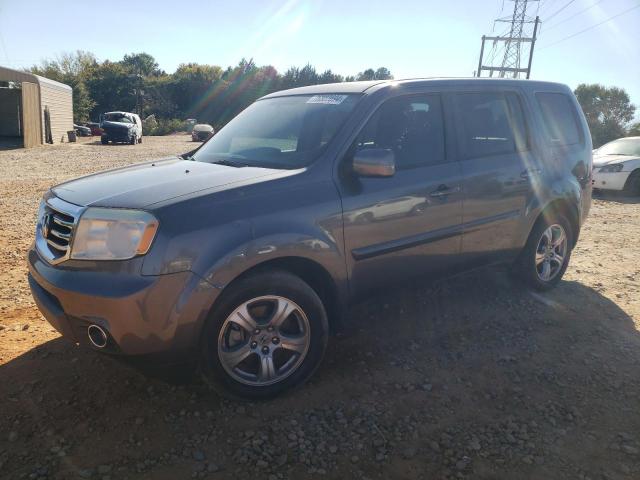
[623, 167, 640, 192]
[208, 256, 345, 334]
[534, 198, 580, 248]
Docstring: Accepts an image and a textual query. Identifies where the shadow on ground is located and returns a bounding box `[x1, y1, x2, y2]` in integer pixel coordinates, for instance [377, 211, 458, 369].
[593, 190, 640, 204]
[1, 267, 639, 480]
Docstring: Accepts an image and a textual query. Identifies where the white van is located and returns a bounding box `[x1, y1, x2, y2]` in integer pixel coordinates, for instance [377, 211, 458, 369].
[100, 111, 143, 145]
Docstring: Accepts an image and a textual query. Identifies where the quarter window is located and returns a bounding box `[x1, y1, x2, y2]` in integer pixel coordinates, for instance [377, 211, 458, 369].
[454, 92, 527, 159]
[353, 95, 446, 170]
[536, 93, 581, 146]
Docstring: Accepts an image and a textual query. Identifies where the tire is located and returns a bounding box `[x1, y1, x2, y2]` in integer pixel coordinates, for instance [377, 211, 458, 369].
[513, 213, 573, 291]
[623, 169, 640, 196]
[138, 135, 142, 144]
[129, 135, 137, 145]
[101, 136, 109, 145]
[201, 271, 329, 399]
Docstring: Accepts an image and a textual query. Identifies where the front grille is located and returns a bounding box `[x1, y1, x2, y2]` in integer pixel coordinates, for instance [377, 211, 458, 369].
[36, 196, 84, 264]
[44, 208, 74, 256]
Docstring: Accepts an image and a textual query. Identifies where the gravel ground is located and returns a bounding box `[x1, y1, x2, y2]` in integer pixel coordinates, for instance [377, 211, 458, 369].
[1, 136, 639, 480]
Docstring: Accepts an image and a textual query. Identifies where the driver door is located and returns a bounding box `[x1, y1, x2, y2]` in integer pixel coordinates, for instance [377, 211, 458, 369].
[338, 93, 464, 297]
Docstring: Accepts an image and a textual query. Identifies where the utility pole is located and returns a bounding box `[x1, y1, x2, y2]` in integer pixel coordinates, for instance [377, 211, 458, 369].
[476, 0, 540, 79]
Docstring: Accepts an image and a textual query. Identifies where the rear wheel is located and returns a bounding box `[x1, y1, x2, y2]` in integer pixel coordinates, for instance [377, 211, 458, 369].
[129, 134, 137, 145]
[514, 213, 572, 291]
[138, 135, 142, 144]
[101, 136, 109, 145]
[201, 271, 329, 399]
[623, 169, 640, 196]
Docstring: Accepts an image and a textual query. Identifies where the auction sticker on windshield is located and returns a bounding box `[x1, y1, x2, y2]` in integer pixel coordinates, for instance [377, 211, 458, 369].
[306, 94, 348, 105]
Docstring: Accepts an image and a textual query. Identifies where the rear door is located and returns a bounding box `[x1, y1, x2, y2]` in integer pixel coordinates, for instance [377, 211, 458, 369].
[338, 92, 464, 297]
[451, 89, 539, 263]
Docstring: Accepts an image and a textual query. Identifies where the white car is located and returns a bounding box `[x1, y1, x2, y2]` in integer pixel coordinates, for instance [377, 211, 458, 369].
[191, 123, 214, 142]
[592, 136, 640, 195]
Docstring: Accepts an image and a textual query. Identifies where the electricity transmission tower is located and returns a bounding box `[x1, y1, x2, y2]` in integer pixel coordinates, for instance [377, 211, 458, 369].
[476, 0, 540, 79]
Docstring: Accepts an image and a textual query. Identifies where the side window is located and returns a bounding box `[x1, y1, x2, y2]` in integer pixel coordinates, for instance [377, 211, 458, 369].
[354, 94, 446, 170]
[454, 92, 526, 159]
[536, 93, 581, 146]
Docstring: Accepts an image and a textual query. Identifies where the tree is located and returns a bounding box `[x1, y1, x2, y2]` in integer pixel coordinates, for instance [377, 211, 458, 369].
[356, 67, 393, 81]
[85, 61, 137, 117]
[574, 84, 636, 147]
[628, 122, 640, 137]
[121, 53, 161, 76]
[29, 50, 97, 122]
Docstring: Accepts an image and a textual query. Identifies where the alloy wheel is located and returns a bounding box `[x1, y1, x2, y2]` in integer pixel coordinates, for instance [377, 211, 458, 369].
[217, 295, 311, 386]
[535, 224, 568, 282]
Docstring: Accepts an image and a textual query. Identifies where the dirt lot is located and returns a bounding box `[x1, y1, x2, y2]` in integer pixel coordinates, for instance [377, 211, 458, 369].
[1, 135, 639, 480]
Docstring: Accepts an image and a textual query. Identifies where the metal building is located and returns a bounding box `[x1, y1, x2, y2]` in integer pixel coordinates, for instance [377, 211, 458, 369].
[0, 65, 73, 148]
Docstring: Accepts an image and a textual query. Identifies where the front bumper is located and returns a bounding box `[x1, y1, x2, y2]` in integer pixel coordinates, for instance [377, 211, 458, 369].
[592, 170, 630, 191]
[102, 128, 132, 142]
[27, 247, 220, 364]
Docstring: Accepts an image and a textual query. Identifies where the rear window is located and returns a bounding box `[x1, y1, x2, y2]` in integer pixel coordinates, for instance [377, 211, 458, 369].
[453, 92, 527, 159]
[536, 93, 581, 146]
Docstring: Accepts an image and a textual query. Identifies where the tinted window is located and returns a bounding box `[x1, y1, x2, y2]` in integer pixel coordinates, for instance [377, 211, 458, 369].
[454, 92, 526, 158]
[354, 95, 446, 170]
[536, 93, 581, 146]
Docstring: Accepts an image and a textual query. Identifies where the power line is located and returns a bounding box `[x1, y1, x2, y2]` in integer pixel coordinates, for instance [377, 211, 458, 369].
[544, 0, 578, 22]
[539, 3, 640, 49]
[545, 0, 605, 30]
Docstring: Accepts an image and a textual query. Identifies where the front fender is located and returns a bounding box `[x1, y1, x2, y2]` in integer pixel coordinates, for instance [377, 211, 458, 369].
[199, 230, 347, 292]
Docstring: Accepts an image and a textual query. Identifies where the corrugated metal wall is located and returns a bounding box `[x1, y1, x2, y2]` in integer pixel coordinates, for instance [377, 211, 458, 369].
[22, 82, 42, 148]
[39, 78, 73, 144]
[0, 66, 73, 147]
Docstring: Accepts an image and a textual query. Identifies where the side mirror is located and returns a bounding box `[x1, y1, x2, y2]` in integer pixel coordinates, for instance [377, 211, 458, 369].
[353, 148, 396, 177]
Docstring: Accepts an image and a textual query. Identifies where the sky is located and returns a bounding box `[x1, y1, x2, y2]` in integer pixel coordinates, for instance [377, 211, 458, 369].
[0, 0, 638, 109]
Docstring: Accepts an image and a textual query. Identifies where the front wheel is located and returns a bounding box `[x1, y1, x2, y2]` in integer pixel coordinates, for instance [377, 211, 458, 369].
[201, 271, 329, 399]
[514, 214, 572, 291]
[623, 170, 640, 196]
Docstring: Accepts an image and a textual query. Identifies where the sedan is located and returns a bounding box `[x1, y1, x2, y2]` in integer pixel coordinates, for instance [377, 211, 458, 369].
[592, 137, 640, 195]
[74, 124, 92, 137]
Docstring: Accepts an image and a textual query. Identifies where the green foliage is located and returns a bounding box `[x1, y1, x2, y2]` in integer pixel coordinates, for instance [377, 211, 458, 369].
[29, 50, 97, 122]
[143, 117, 187, 136]
[29, 51, 394, 132]
[628, 122, 640, 137]
[121, 53, 161, 76]
[574, 84, 636, 147]
[356, 67, 394, 81]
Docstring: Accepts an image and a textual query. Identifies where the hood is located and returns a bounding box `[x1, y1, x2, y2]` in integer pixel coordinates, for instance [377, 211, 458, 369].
[101, 120, 134, 130]
[593, 154, 639, 167]
[52, 157, 293, 208]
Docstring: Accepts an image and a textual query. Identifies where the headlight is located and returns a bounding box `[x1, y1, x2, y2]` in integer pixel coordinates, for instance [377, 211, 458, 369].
[70, 208, 159, 260]
[599, 163, 624, 173]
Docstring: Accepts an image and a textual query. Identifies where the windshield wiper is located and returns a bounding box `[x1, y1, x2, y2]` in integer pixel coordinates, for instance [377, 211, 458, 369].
[212, 159, 246, 167]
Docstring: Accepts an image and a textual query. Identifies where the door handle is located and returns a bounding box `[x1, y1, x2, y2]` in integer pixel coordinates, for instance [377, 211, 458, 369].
[429, 185, 460, 198]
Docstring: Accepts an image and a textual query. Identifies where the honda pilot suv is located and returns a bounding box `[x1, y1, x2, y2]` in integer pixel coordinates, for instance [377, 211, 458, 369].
[28, 79, 592, 398]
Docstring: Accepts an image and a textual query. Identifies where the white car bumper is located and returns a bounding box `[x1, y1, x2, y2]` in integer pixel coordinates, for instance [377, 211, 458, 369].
[592, 170, 630, 191]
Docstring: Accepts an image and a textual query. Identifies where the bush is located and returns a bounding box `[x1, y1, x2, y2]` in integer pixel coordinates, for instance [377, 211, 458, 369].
[144, 118, 187, 136]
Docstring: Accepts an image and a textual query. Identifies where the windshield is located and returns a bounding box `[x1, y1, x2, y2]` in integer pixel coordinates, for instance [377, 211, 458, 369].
[104, 113, 133, 124]
[597, 138, 640, 156]
[193, 94, 360, 169]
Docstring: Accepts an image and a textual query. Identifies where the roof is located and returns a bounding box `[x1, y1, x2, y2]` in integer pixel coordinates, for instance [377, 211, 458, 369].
[262, 77, 569, 99]
[0, 64, 72, 91]
[261, 81, 385, 99]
